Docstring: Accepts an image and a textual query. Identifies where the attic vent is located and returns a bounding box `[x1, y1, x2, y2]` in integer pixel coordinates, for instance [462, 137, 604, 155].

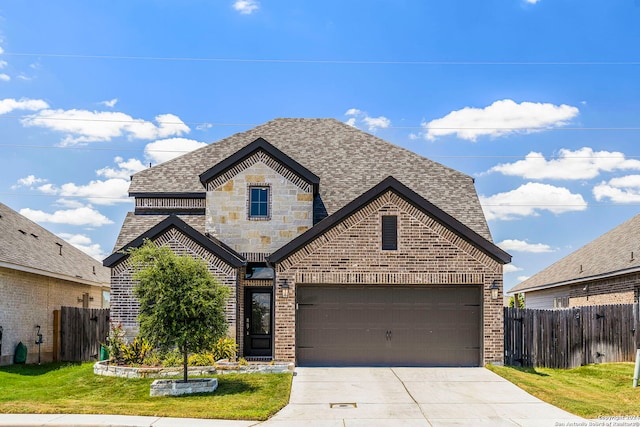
[56, 242, 63, 255]
[579, 264, 583, 273]
[18, 229, 26, 235]
[93, 266, 96, 275]
[632, 252, 635, 262]
[30, 233, 38, 239]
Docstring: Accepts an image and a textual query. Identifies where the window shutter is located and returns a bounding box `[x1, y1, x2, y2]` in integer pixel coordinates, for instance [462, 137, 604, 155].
[382, 215, 398, 250]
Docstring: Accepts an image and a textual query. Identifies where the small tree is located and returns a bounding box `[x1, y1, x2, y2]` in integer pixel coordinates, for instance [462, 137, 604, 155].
[509, 293, 525, 308]
[127, 239, 230, 382]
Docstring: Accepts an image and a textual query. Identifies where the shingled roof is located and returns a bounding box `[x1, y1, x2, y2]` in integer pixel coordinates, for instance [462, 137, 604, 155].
[511, 214, 640, 293]
[0, 202, 110, 286]
[128, 118, 492, 241]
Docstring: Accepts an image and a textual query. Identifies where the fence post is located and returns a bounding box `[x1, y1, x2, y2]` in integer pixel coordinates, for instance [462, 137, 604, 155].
[52, 310, 60, 362]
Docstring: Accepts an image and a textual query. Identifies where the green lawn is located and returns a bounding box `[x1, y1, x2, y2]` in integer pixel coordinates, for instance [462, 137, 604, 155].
[0, 362, 292, 421]
[487, 363, 640, 418]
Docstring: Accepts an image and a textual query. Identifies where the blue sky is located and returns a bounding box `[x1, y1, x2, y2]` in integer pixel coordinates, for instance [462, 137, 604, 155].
[1, 0, 640, 291]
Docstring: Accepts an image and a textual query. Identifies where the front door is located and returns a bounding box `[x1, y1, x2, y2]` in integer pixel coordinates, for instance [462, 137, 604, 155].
[244, 288, 273, 357]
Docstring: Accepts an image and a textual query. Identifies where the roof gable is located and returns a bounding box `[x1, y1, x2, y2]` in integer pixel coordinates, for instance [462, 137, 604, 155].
[103, 214, 246, 268]
[268, 176, 511, 265]
[0, 203, 109, 286]
[199, 137, 320, 192]
[511, 214, 640, 293]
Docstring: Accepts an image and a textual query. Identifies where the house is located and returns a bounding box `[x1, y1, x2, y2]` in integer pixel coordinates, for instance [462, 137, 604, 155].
[0, 203, 110, 365]
[510, 214, 640, 309]
[104, 118, 511, 367]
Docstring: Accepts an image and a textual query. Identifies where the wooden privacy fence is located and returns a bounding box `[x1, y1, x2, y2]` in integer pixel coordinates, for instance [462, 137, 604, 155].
[54, 307, 110, 362]
[504, 304, 639, 369]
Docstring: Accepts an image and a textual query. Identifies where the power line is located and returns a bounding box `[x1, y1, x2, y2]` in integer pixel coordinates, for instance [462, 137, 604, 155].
[5, 52, 640, 66]
[1, 143, 640, 159]
[5, 114, 640, 132]
[1, 192, 638, 207]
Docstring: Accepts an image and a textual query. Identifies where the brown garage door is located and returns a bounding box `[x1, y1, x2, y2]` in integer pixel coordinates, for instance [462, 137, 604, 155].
[296, 285, 481, 367]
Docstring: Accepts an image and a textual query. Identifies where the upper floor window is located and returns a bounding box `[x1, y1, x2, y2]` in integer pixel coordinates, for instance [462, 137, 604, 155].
[381, 215, 398, 250]
[249, 186, 270, 219]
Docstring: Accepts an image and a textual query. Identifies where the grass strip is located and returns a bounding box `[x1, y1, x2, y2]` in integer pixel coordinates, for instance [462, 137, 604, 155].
[488, 362, 640, 418]
[0, 362, 292, 421]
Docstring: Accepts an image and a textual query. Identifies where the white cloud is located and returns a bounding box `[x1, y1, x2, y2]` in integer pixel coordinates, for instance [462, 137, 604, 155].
[504, 264, 524, 273]
[480, 182, 587, 221]
[96, 156, 147, 179]
[422, 99, 579, 141]
[525, 0, 540, 3]
[497, 239, 554, 253]
[57, 232, 106, 260]
[55, 198, 87, 209]
[516, 275, 530, 282]
[0, 98, 49, 114]
[0, 46, 4, 54]
[21, 110, 190, 145]
[344, 108, 391, 132]
[12, 175, 47, 189]
[593, 175, 640, 203]
[100, 98, 118, 108]
[0, 73, 10, 82]
[0, 60, 7, 68]
[488, 147, 640, 180]
[20, 206, 113, 227]
[144, 138, 208, 164]
[233, 0, 259, 14]
[36, 178, 131, 205]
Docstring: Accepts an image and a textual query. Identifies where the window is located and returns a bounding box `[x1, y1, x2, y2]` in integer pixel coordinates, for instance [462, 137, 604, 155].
[381, 215, 398, 250]
[553, 296, 569, 309]
[249, 186, 269, 219]
[245, 262, 275, 280]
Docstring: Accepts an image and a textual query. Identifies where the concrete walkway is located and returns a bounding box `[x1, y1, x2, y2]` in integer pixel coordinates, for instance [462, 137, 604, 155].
[260, 367, 584, 427]
[0, 367, 584, 427]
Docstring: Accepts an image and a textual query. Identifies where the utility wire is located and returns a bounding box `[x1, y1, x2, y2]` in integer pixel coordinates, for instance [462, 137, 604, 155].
[0, 192, 633, 207]
[5, 113, 640, 131]
[1, 143, 639, 159]
[5, 52, 640, 66]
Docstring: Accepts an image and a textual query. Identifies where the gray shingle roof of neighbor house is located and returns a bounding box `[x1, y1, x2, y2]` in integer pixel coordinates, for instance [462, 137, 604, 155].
[125, 118, 493, 240]
[0, 202, 110, 287]
[510, 213, 640, 293]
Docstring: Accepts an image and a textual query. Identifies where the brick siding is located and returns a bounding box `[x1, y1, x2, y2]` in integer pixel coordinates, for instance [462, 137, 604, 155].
[0, 267, 104, 365]
[274, 191, 504, 365]
[109, 228, 238, 340]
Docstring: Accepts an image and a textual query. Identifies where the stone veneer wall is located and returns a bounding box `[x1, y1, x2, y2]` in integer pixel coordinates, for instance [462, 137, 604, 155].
[205, 158, 313, 254]
[109, 228, 238, 339]
[273, 191, 504, 365]
[0, 267, 105, 365]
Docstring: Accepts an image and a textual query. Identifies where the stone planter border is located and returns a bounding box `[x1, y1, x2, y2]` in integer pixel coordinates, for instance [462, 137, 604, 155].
[150, 378, 218, 397]
[94, 360, 293, 379]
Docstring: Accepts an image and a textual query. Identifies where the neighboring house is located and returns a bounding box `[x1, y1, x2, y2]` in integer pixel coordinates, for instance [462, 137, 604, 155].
[104, 118, 511, 367]
[0, 203, 110, 365]
[511, 214, 640, 309]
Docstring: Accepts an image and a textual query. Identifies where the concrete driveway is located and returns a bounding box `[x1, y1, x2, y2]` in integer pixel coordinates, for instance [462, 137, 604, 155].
[260, 367, 583, 427]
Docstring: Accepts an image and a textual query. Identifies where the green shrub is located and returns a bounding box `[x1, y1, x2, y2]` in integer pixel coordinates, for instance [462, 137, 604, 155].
[105, 323, 126, 364]
[188, 352, 216, 366]
[160, 348, 183, 367]
[121, 337, 153, 365]
[211, 337, 238, 361]
[142, 351, 162, 367]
